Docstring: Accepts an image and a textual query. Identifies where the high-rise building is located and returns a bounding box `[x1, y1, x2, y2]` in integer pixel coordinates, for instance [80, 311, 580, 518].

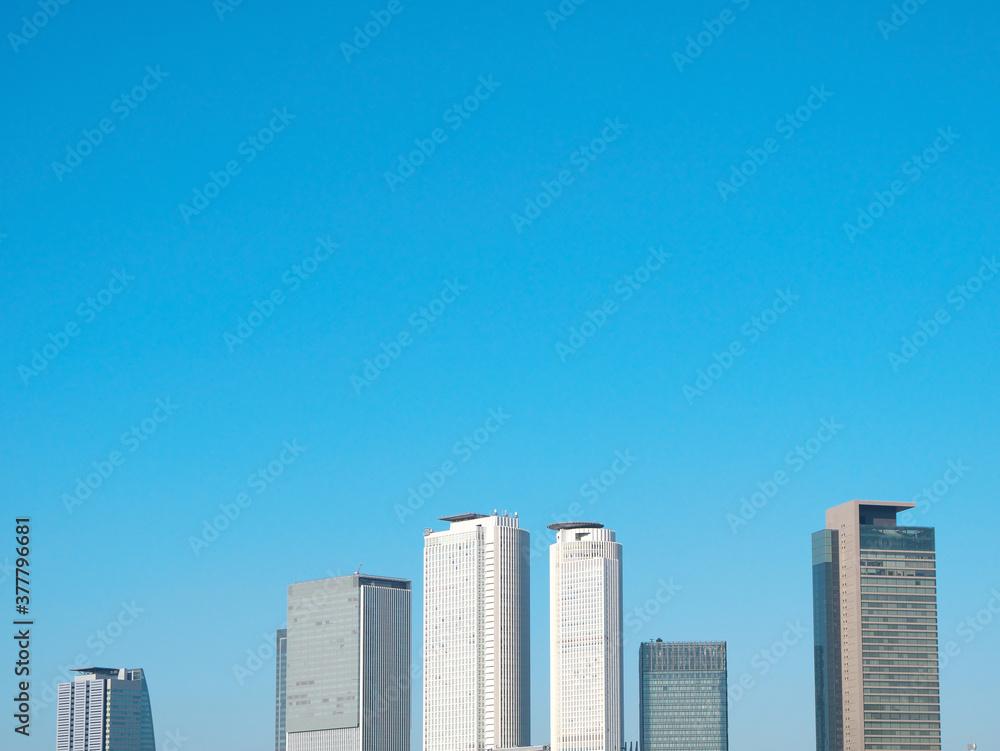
[56, 667, 155, 751]
[812, 500, 941, 751]
[275, 628, 287, 751]
[285, 573, 411, 751]
[639, 640, 728, 751]
[423, 511, 530, 751]
[548, 522, 623, 751]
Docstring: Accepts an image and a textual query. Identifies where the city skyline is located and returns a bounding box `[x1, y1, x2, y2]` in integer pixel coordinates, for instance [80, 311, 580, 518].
[28, 494, 994, 750]
[42, 502, 958, 751]
[4, 1, 998, 749]
[261, 502, 946, 751]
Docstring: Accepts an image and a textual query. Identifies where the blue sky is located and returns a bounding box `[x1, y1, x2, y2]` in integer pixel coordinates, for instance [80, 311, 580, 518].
[1, 0, 999, 749]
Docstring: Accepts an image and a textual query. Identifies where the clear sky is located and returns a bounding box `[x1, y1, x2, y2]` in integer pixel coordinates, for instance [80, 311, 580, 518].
[2, 0, 999, 749]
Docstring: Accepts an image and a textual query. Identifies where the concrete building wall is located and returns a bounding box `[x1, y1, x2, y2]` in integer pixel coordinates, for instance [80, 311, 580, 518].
[286, 574, 410, 751]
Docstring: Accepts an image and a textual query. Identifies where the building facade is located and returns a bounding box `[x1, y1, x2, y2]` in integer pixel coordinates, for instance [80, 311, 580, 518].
[286, 573, 411, 751]
[56, 667, 155, 751]
[639, 640, 728, 751]
[423, 512, 531, 751]
[275, 628, 287, 751]
[813, 500, 941, 751]
[548, 522, 623, 751]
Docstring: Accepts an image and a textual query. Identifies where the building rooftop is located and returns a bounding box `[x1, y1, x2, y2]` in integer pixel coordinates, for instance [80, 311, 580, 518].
[547, 521, 604, 531]
[825, 499, 919, 530]
[439, 512, 489, 523]
[841, 498, 917, 513]
[72, 667, 120, 675]
[291, 573, 411, 587]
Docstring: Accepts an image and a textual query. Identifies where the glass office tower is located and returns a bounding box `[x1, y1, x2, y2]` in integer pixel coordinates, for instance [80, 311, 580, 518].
[813, 500, 941, 751]
[639, 640, 728, 751]
[56, 667, 155, 751]
[275, 628, 287, 751]
[286, 573, 411, 751]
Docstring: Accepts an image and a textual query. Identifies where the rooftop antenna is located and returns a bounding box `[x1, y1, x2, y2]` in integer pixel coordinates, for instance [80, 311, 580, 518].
[354, 563, 363, 575]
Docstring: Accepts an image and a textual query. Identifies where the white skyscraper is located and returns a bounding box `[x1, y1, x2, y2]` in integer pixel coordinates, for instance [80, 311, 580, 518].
[423, 511, 530, 751]
[549, 522, 623, 751]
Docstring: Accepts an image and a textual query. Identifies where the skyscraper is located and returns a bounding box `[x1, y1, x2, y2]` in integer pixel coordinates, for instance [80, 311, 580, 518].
[423, 511, 530, 751]
[56, 667, 155, 751]
[548, 522, 623, 751]
[812, 500, 941, 751]
[275, 628, 287, 751]
[285, 573, 411, 751]
[639, 640, 728, 751]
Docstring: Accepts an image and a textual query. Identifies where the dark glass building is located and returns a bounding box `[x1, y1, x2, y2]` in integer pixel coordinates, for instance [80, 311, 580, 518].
[274, 628, 287, 751]
[812, 500, 941, 751]
[639, 640, 728, 751]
